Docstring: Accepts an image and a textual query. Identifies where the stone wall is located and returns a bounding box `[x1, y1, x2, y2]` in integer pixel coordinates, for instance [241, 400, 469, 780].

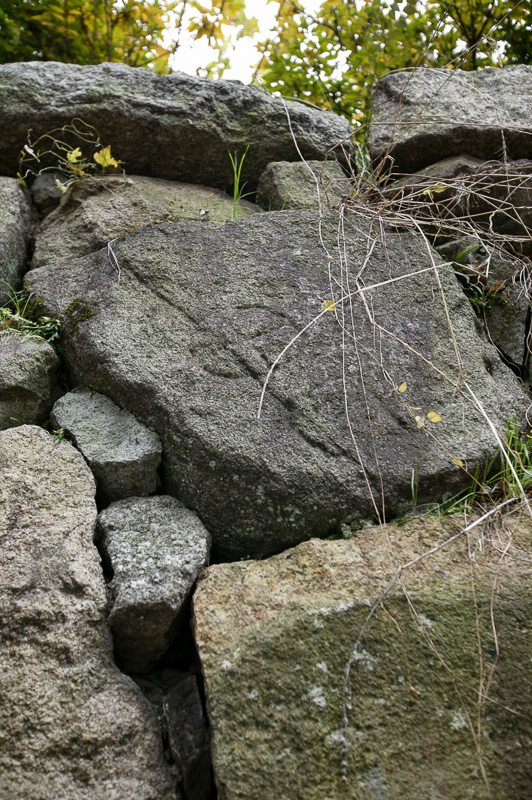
[1, 62, 532, 800]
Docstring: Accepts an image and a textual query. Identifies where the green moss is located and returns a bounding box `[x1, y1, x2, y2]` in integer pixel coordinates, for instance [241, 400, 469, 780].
[64, 297, 99, 329]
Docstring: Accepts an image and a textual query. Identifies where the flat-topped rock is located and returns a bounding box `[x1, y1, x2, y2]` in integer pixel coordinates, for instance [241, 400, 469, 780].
[31, 174, 259, 270]
[96, 496, 211, 674]
[0, 425, 176, 800]
[27, 209, 530, 559]
[51, 387, 162, 503]
[369, 66, 532, 174]
[0, 61, 353, 190]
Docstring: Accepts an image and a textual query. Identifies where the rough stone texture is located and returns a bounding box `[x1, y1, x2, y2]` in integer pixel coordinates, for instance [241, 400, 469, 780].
[436, 239, 530, 371]
[369, 65, 532, 174]
[463, 160, 532, 256]
[0, 332, 61, 429]
[27, 209, 530, 559]
[0, 176, 33, 304]
[30, 170, 65, 215]
[193, 515, 532, 800]
[0, 425, 176, 800]
[51, 387, 162, 503]
[383, 154, 484, 198]
[0, 61, 353, 190]
[32, 174, 259, 270]
[96, 496, 211, 674]
[164, 676, 212, 800]
[256, 160, 352, 210]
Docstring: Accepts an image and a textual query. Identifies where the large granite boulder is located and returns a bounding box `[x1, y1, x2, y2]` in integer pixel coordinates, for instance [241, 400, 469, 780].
[369, 65, 532, 174]
[0, 176, 33, 305]
[31, 174, 259, 270]
[96, 496, 211, 674]
[0, 61, 353, 190]
[0, 332, 60, 428]
[51, 387, 162, 503]
[193, 516, 532, 800]
[0, 425, 176, 800]
[27, 209, 530, 559]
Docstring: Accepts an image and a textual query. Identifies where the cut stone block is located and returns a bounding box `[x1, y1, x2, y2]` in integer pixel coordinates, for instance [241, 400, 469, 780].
[370, 65, 532, 174]
[51, 387, 162, 503]
[256, 160, 352, 210]
[96, 496, 211, 674]
[0, 61, 353, 189]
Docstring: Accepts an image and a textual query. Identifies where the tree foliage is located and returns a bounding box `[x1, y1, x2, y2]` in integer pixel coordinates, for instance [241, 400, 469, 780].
[0, 0, 258, 73]
[256, 0, 532, 127]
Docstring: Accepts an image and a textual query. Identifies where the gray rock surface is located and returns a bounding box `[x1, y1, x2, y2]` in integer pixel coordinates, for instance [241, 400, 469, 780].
[369, 65, 532, 174]
[0, 176, 33, 304]
[164, 676, 212, 800]
[436, 239, 530, 371]
[0, 425, 176, 800]
[193, 516, 532, 800]
[32, 174, 259, 270]
[256, 160, 352, 210]
[96, 496, 211, 674]
[0, 332, 60, 428]
[27, 209, 530, 559]
[51, 387, 162, 503]
[30, 170, 64, 215]
[0, 61, 353, 190]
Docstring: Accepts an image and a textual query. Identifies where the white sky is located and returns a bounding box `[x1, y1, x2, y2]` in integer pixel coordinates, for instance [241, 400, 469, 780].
[167, 0, 322, 83]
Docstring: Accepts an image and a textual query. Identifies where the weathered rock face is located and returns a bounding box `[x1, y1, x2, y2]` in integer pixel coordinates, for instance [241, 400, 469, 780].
[96, 496, 211, 674]
[0, 332, 60, 428]
[0, 425, 176, 800]
[164, 676, 212, 800]
[30, 169, 64, 215]
[256, 160, 352, 210]
[193, 516, 532, 800]
[27, 210, 529, 559]
[51, 387, 162, 503]
[0, 176, 33, 304]
[435, 239, 531, 373]
[0, 61, 353, 190]
[31, 174, 259, 270]
[369, 65, 532, 173]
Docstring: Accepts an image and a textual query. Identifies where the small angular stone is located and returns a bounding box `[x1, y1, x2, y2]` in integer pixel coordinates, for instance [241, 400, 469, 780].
[51, 387, 162, 503]
[97, 496, 211, 674]
[257, 160, 352, 210]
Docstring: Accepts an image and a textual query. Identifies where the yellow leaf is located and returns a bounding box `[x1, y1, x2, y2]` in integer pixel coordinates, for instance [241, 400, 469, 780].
[93, 145, 122, 170]
[67, 147, 82, 163]
[398, 382, 407, 393]
[427, 411, 442, 423]
[321, 299, 336, 312]
[415, 415, 425, 428]
[409, 686, 420, 698]
[452, 457, 464, 467]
